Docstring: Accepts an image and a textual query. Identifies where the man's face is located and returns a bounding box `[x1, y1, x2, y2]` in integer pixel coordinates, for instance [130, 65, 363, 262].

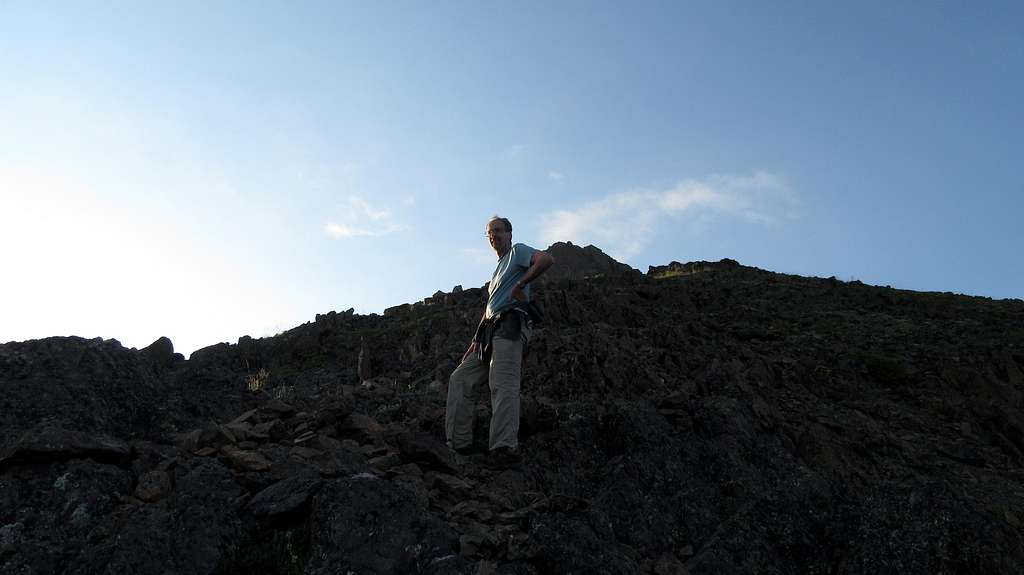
[486, 221, 511, 255]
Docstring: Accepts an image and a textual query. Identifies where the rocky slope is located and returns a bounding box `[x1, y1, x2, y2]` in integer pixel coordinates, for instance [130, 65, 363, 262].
[2, 245, 1023, 574]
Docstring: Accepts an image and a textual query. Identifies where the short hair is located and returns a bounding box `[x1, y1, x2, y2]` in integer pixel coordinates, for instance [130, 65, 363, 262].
[488, 216, 512, 232]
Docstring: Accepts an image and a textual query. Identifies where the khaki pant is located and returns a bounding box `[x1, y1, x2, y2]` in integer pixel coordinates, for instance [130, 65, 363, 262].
[445, 332, 528, 451]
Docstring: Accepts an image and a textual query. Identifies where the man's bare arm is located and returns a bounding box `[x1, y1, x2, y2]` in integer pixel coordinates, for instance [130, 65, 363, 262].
[511, 250, 555, 301]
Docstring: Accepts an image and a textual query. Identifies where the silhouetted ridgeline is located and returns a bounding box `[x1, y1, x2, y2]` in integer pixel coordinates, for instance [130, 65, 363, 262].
[2, 244, 1023, 574]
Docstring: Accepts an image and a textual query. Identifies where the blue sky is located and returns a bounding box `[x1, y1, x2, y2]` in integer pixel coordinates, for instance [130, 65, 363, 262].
[2, 2, 1021, 356]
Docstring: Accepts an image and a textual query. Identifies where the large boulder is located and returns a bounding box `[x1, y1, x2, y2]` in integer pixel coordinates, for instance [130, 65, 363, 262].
[0, 459, 132, 574]
[0, 337, 170, 440]
[99, 458, 247, 574]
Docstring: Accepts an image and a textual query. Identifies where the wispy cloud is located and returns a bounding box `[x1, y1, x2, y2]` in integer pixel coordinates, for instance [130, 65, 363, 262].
[324, 196, 406, 239]
[324, 223, 386, 238]
[539, 171, 799, 260]
[348, 196, 392, 221]
[548, 171, 564, 181]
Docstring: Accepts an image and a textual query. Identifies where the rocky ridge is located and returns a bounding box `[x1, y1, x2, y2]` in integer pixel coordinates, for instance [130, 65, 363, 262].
[2, 243, 1024, 574]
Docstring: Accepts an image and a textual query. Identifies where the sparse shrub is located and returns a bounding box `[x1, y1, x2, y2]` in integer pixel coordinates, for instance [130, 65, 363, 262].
[273, 384, 294, 400]
[246, 368, 269, 393]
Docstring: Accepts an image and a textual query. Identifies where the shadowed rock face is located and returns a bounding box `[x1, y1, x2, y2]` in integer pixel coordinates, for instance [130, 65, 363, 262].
[541, 241, 638, 283]
[2, 243, 1024, 574]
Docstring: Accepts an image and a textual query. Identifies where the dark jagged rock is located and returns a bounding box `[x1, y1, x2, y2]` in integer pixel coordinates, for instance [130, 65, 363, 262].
[2, 242, 1023, 573]
[647, 257, 740, 277]
[358, 336, 373, 381]
[0, 337, 171, 441]
[396, 431, 460, 474]
[248, 469, 322, 523]
[140, 335, 180, 368]
[306, 476, 462, 574]
[543, 241, 638, 283]
[0, 459, 132, 573]
[0, 426, 131, 472]
[101, 458, 248, 574]
[133, 469, 172, 502]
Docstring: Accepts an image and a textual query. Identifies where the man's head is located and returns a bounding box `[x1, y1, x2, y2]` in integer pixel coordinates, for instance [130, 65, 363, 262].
[486, 216, 513, 257]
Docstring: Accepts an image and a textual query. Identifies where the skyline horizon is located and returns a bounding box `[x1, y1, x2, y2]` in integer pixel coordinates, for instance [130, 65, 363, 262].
[6, 237, 1017, 360]
[3, 2, 1021, 357]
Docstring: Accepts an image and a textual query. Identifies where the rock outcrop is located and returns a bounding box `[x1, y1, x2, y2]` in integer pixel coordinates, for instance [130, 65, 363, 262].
[2, 244, 1023, 574]
[543, 241, 638, 282]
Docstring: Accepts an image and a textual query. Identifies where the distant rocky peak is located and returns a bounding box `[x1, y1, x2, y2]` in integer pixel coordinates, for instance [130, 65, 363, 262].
[647, 258, 741, 278]
[541, 241, 638, 283]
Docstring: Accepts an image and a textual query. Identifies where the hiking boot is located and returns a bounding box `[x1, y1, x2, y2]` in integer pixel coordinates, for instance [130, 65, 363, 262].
[487, 447, 522, 469]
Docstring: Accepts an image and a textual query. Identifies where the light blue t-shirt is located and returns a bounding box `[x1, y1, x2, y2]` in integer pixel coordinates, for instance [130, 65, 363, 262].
[485, 243, 536, 319]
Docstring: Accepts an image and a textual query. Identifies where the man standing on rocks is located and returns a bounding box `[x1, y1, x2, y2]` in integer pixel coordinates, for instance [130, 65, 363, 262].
[446, 216, 554, 466]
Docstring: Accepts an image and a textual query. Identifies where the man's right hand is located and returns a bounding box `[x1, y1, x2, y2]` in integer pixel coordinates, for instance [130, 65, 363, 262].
[462, 342, 479, 363]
